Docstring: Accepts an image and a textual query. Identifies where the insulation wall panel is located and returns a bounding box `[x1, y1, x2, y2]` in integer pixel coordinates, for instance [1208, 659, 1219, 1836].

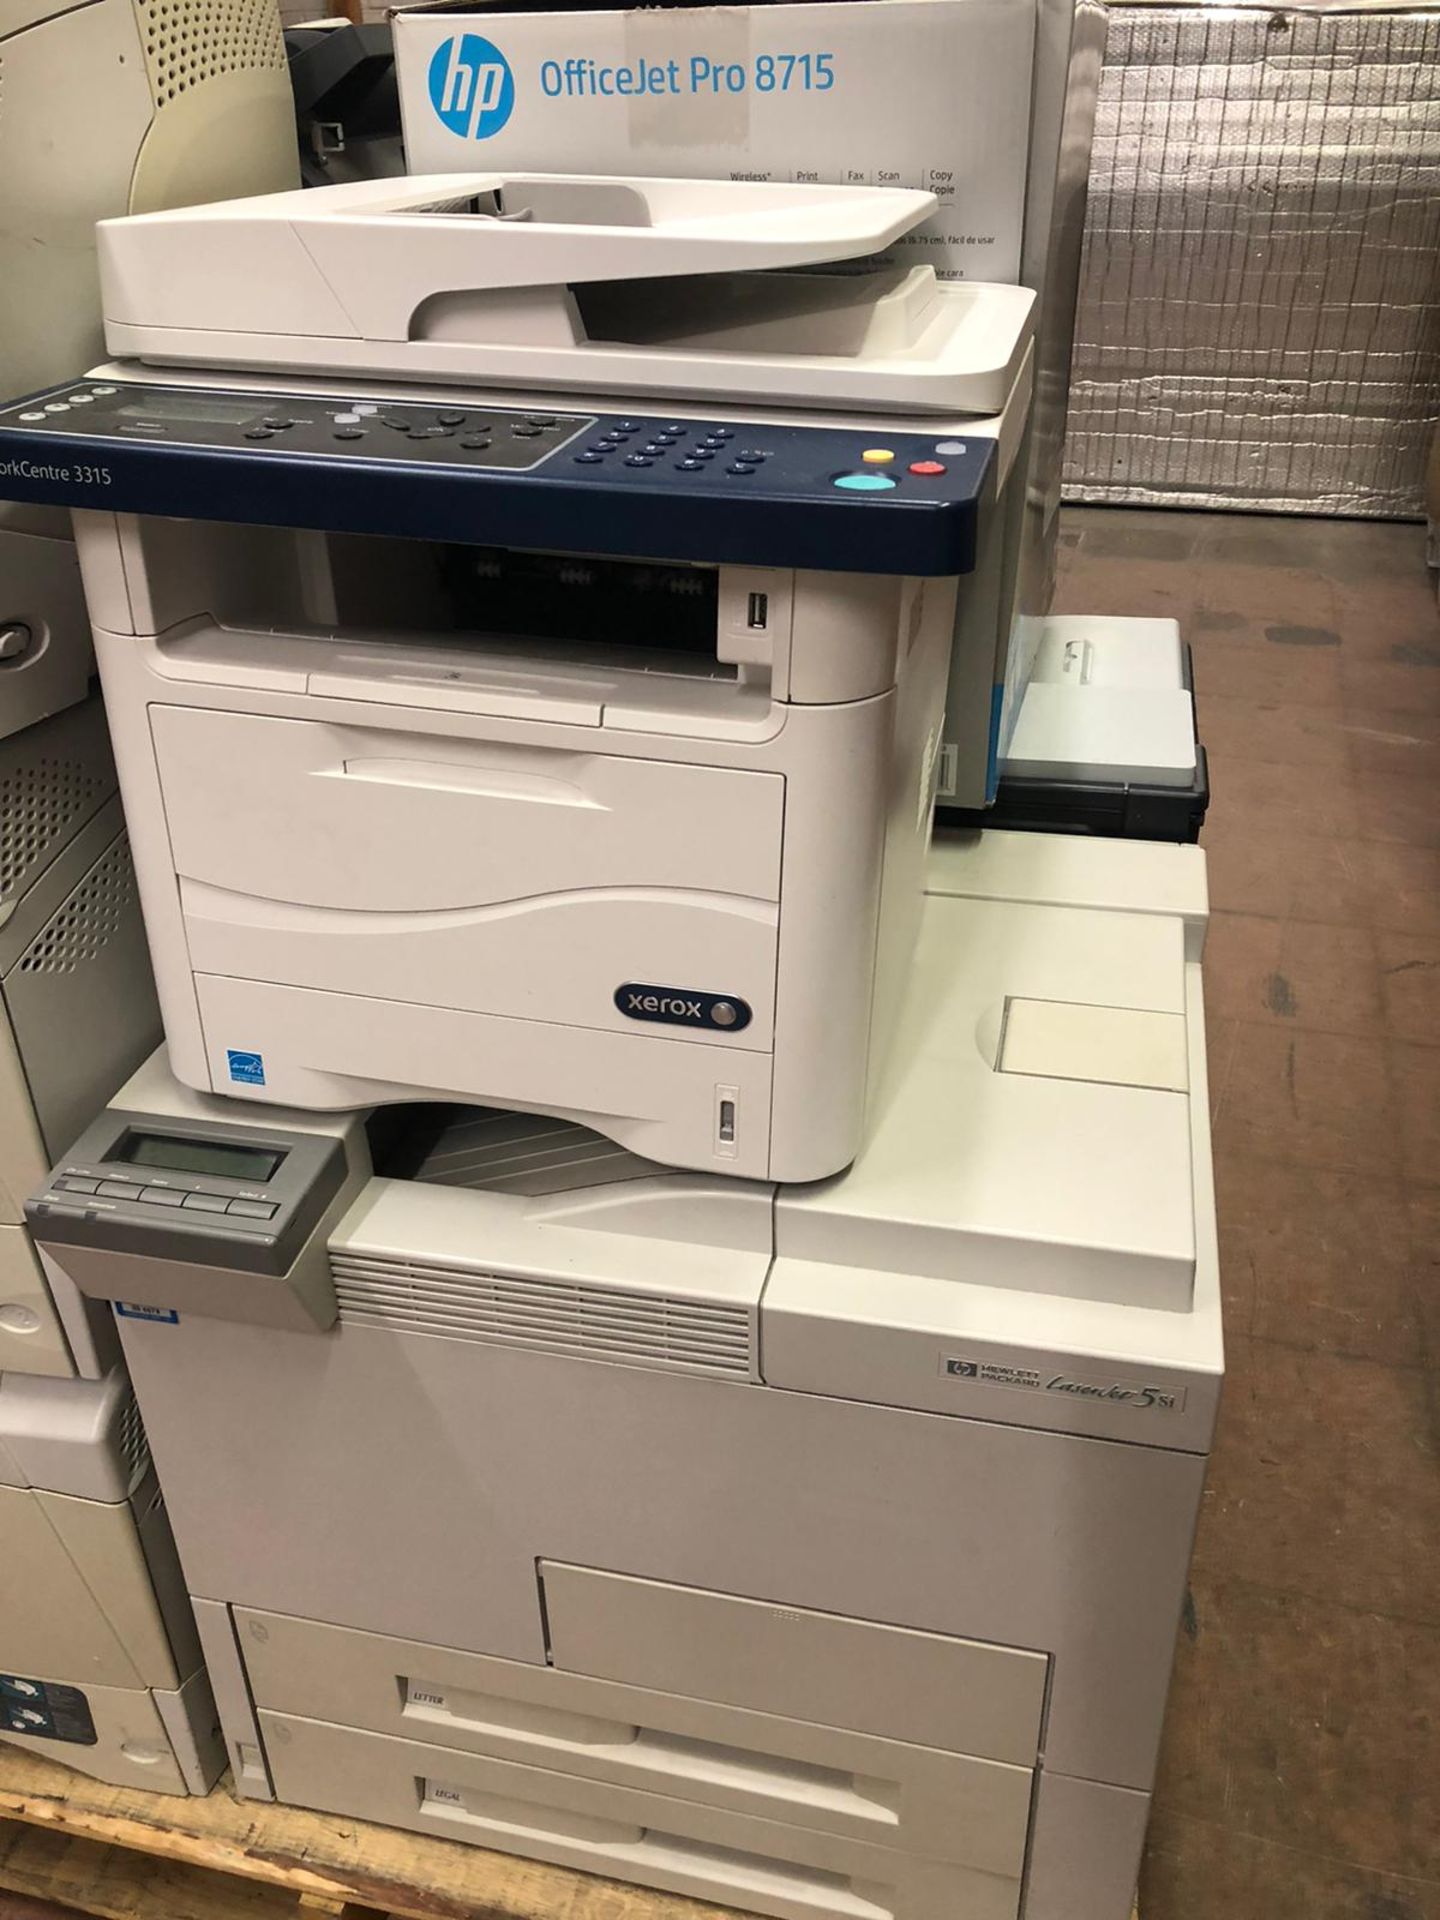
[1064, 5, 1440, 515]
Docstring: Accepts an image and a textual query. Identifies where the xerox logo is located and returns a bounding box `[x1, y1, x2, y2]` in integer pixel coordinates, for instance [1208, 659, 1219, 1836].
[615, 984, 753, 1034]
[427, 34, 516, 139]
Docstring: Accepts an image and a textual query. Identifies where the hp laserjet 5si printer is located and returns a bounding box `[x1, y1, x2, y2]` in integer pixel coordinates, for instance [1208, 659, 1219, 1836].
[30, 831, 1222, 1920]
[0, 174, 1038, 1183]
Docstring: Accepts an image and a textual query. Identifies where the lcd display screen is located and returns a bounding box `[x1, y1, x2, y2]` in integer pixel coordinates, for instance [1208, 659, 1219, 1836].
[114, 1132, 283, 1182]
[117, 396, 267, 425]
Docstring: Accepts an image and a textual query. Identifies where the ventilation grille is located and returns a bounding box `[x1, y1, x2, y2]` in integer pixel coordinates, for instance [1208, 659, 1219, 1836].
[18, 836, 137, 975]
[333, 1255, 754, 1380]
[0, 757, 107, 906]
[116, 1389, 153, 1486]
[138, 0, 287, 107]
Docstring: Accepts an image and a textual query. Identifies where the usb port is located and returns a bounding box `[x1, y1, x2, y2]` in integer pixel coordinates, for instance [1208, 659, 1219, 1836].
[746, 591, 768, 631]
[718, 1099, 736, 1143]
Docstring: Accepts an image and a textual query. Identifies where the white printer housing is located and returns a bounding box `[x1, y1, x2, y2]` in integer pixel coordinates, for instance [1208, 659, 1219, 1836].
[75, 490, 958, 1182]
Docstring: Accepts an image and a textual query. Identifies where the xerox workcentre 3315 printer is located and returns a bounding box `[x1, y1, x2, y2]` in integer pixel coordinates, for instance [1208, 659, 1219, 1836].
[0, 174, 1038, 1181]
[29, 832, 1222, 1920]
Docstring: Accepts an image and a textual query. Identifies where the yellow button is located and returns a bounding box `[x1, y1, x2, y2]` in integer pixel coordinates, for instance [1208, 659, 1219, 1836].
[861, 448, 896, 465]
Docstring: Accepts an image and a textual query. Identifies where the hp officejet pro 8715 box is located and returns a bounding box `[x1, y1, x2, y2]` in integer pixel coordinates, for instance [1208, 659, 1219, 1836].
[392, 0, 1037, 285]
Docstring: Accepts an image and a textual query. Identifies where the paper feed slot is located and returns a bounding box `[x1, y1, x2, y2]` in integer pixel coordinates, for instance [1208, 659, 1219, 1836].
[415, 1781, 899, 1920]
[234, 1608, 1034, 1874]
[402, 1676, 895, 1827]
[257, 1708, 1026, 1920]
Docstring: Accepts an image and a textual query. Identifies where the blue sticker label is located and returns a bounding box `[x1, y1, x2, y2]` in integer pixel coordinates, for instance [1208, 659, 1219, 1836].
[226, 1049, 265, 1086]
[428, 34, 515, 139]
[116, 1303, 179, 1324]
[0, 1677, 97, 1745]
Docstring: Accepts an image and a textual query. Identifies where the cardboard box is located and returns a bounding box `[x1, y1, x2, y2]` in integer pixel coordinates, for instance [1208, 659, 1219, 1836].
[394, 0, 1037, 283]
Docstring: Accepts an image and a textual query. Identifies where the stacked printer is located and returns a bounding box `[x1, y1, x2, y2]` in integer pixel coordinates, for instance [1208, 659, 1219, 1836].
[1, 26, 1220, 1920]
[15, 171, 1041, 1175]
[34, 836, 1220, 1920]
[0, 700, 223, 1795]
[0, 0, 298, 1792]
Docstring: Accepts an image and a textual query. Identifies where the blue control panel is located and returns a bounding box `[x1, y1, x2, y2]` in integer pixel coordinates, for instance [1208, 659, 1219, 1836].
[0, 379, 994, 577]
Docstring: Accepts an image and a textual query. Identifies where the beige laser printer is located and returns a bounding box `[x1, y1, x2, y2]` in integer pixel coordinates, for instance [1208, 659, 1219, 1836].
[0, 0, 298, 743]
[0, 703, 220, 1793]
[32, 831, 1222, 1917]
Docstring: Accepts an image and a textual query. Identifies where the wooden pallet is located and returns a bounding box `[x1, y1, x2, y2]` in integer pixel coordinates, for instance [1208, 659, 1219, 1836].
[0, 1747, 732, 1920]
[0, 1747, 1141, 1920]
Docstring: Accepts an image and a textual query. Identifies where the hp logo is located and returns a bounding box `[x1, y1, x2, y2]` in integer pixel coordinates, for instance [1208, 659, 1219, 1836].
[427, 34, 515, 140]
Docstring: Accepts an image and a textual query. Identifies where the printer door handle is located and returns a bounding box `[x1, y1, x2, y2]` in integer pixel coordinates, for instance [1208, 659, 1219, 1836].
[336, 755, 603, 810]
[401, 1678, 894, 1823]
[419, 1787, 898, 1920]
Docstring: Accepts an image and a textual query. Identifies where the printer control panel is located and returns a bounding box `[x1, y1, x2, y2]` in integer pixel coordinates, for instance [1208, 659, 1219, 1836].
[27, 1109, 346, 1282]
[0, 379, 996, 577]
[5, 382, 594, 470]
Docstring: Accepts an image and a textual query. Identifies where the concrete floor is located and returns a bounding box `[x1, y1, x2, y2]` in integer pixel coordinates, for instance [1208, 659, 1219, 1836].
[1055, 508, 1440, 1920]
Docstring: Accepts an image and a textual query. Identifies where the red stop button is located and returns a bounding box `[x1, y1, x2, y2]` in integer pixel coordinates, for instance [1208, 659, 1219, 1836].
[908, 460, 947, 476]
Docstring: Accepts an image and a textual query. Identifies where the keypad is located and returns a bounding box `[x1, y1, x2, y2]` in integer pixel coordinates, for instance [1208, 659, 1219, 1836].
[50, 1172, 280, 1223]
[571, 423, 778, 481]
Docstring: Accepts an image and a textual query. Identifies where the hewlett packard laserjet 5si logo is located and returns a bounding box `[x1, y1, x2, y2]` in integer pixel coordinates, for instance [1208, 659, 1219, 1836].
[943, 1356, 1186, 1414]
[428, 34, 515, 139]
[615, 984, 753, 1034]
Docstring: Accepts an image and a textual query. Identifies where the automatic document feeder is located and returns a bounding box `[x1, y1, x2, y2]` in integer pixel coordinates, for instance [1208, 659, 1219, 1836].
[30, 834, 1222, 1920]
[0, 175, 1038, 1182]
[94, 173, 1033, 415]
